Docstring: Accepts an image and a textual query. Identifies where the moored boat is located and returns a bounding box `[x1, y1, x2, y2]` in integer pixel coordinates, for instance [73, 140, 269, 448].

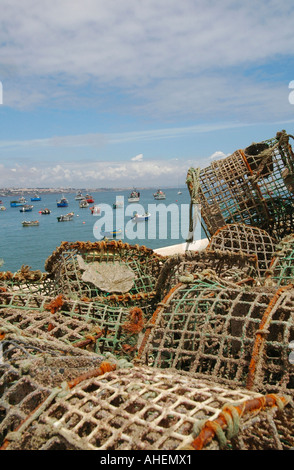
[75, 191, 84, 200]
[85, 194, 94, 203]
[22, 220, 39, 227]
[20, 204, 33, 212]
[0, 205, 6, 211]
[10, 196, 27, 207]
[132, 211, 151, 222]
[113, 195, 124, 209]
[57, 212, 74, 222]
[31, 194, 41, 201]
[153, 189, 166, 200]
[57, 196, 69, 207]
[40, 208, 51, 214]
[128, 189, 140, 203]
[79, 198, 89, 208]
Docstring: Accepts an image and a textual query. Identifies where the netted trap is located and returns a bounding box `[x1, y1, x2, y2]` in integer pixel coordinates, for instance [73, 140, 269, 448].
[207, 224, 277, 280]
[154, 248, 258, 300]
[0, 321, 114, 448]
[44, 240, 165, 308]
[267, 234, 294, 287]
[187, 130, 294, 241]
[1, 366, 293, 451]
[136, 279, 294, 398]
[0, 288, 148, 361]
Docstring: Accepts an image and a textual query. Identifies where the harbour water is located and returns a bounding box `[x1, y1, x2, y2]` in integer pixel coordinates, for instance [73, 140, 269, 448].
[0, 187, 205, 273]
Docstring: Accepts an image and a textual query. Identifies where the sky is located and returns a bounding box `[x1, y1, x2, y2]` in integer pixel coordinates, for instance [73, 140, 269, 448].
[0, 0, 294, 188]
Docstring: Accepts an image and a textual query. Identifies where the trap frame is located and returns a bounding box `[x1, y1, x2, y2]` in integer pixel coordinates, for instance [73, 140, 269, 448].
[187, 130, 294, 241]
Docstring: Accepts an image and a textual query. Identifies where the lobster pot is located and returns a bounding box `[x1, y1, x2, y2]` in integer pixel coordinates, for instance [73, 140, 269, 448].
[0, 324, 109, 449]
[268, 234, 294, 286]
[44, 241, 164, 310]
[207, 224, 277, 280]
[1, 366, 293, 451]
[137, 280, 294, 397]
[0, 266, 56, 297]
[187, 130, 294, 241]
[0, 291, 146, 360]
[154, 248, 258, 300]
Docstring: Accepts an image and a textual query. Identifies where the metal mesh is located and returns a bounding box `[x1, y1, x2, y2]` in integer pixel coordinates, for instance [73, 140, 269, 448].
[187, 130, 294, 241]
[44, 240, 165, 308]
[1, 366, 292, 451]
[136, 280, 294, 397]
[207, 224, 277, 280]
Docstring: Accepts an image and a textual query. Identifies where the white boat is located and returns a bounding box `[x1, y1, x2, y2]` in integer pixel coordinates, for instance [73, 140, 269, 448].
[79, 198, 89, 208]
[153, 189, 166, 200]
[75, 191, 84, 200]
[132, 211, 151, 222]
[22, 220, 39, 227]
[128, 189, 140, 203]
[57, 212, 74, 222]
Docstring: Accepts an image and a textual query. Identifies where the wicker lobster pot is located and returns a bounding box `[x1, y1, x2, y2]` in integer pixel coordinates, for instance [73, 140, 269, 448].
[136, 279, 294, 398]
[187, 130, 294, 241]
[44, 240, 165, 309]
[268, 233, 294, 287]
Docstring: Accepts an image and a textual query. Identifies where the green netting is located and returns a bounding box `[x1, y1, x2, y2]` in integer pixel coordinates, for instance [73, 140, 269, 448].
[136, 279, 294, 397]
[44, 240, 165, 308]
[268, 234, 294, 286]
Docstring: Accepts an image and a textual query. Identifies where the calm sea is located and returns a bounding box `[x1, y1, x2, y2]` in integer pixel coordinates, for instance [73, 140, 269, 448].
[0, 187, 206, 273]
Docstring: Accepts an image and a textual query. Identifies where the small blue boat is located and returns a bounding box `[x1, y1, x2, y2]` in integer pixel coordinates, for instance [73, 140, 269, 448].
[31, 194, 41, 201]
[10, 196, 27, 207]
[57, 196, 68, 207]
[20, 204, 33, 212]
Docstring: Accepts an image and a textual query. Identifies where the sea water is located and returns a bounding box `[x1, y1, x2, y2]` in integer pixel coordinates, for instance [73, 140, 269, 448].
[0, 187, 206, 273]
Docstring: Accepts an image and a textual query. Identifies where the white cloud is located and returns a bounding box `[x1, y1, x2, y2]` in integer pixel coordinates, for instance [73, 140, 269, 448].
[209, 151, 229, 160]
[0, 0, 293, 121]
[131, 154, 143, 161]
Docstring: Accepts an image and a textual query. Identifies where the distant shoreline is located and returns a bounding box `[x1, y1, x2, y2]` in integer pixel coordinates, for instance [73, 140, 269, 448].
[0, 186, 186, 196]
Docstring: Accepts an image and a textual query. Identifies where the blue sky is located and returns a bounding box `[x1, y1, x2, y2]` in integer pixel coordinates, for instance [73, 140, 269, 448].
[0, 0, 294, 188]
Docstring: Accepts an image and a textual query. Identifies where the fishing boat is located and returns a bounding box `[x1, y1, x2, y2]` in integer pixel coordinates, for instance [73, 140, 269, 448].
[20, 204, 33, 212]
[79, 199, 89, 208]
[101, 228, 123, 239]
[132, 211, 151, 222]
[57, 212, 74, 222]
[57, 196, 69, 207]
[40, 208, 51, 214]
[128, 189, 140, 203]
[10, 196, 27, 207]
[0, 206, 6, 211]
[85, 194, 94, 203]
[22, 220, 39, 227]
[90, 205, 101, 215]
[153, 189, 166, 200]
[75, 191, 84, 200]
[31, 194, 41, 201]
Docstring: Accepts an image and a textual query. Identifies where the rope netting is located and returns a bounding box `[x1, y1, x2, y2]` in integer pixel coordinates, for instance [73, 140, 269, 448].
[187, 130, 294, 241]
[136, 279, 294, 398]
[267, 234, 294, 286]
[207, 224, 277, 280]
[43, 240, 165, 308]
[0, 290, 148, 361]
[1, 365, 293, 451]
